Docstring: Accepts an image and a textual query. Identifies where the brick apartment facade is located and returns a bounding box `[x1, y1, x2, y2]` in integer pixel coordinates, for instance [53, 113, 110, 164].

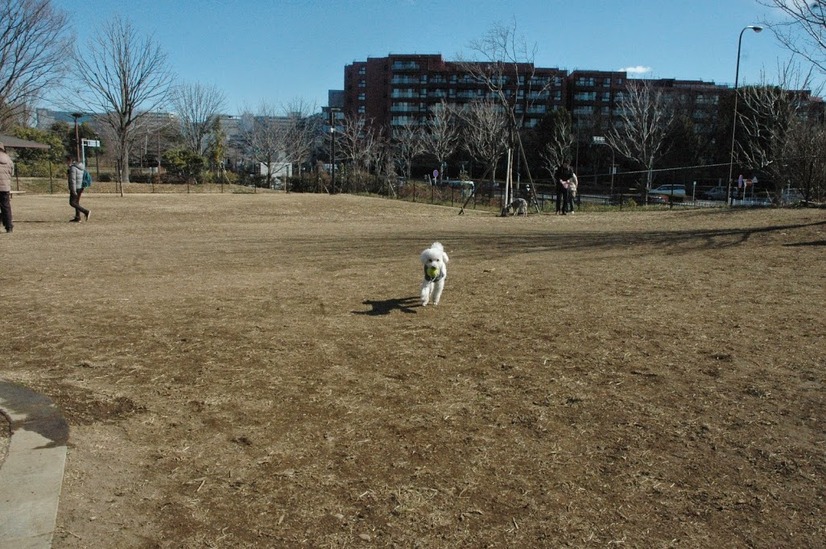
[341, 54, 736, 142]
[343, 54, 568, 133]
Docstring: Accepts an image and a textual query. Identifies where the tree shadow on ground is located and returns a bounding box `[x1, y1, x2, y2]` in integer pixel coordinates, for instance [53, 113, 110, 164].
[353, 296, 420, 315]
[784, 240, 826, 247]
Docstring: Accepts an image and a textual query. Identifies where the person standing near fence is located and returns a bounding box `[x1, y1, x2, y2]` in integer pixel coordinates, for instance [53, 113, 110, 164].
[66, 155, 90, 222]
[565, 170, 579, 214]
[0, 142, 14, 233]
[554, 162, 574, 215]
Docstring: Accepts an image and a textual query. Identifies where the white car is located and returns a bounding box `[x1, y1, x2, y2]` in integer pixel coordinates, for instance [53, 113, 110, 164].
[649, 184, 687, 198]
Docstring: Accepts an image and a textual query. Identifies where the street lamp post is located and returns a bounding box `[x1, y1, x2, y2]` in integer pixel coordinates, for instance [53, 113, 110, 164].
[727, 25, 763, 206]
[71, 112, 83, 160]
[329, 107, 339, 193]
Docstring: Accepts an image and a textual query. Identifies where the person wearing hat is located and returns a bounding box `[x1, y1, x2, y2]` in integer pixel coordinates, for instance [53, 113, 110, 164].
[0, 142, 14, 233]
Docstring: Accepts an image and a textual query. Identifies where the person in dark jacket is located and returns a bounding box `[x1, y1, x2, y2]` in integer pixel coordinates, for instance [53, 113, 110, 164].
[66, 155, 90, 222]
[554, 162, 574, 215]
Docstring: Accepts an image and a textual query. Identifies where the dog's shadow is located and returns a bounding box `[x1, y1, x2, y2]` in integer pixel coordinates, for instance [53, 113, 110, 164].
[353, 296, 420, 315]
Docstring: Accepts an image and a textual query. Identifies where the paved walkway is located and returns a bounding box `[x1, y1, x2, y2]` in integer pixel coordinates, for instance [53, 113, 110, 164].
[0, 380, 68, 549]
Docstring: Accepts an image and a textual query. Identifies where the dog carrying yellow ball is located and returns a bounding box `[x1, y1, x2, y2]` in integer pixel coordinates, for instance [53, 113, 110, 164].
[426, 266, 440, 278]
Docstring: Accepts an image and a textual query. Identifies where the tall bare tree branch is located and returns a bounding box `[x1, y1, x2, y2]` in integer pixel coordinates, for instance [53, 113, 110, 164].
[606, 80, 673, 196]
[0, 0, 71, 130]
[238, 102, 289, 188]
[71, 16, 173, 189]
[453, 99, 509, 192]
[280, 98, 320, 186]
[392, 123, 425, 181]
[172, 82, 226, 158]
[458, 20, 555, 187]
[422, 101, 460, 183]
[759, 0, 826, 74]
[736, 61, 825, 200]
[538, 109, 574, 175]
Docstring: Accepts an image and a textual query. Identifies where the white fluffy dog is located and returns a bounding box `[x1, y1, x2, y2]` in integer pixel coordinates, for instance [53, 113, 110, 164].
[420, 242, 449, 306]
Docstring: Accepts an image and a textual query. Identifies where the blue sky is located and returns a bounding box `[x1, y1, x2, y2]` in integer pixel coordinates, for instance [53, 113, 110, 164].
[50, 0, 819, 115]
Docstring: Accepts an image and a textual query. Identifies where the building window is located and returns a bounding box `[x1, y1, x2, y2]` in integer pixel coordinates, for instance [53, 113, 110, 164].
[574, 91, 596, 102]
[358, 92, 365, 101]
[391, 115, 419, 126]
[391, 102, 418, 113]
[391, 60, 420, 71]
[391, 88, 418, 98]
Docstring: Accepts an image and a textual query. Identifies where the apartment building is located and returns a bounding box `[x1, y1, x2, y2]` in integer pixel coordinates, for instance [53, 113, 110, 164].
[340, 54, 751, 145]
[343, 54, 568, 134]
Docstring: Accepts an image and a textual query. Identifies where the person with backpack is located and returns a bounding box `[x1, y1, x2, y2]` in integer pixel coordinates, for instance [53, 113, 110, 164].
[0, 142, 14, 233]
[66, 154, 90, 222]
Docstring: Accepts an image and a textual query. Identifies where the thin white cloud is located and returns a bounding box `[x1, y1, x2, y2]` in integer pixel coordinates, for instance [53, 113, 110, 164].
[620, 65, 653, 76]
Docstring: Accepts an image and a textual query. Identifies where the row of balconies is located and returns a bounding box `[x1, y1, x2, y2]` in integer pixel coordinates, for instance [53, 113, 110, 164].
[389, 88, 559, 100]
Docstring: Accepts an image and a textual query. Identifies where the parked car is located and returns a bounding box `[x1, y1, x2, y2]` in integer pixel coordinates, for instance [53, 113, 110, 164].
[649, 184, 687, 198]
[646, 193, 669, 204]
[701, 185, 729, 200]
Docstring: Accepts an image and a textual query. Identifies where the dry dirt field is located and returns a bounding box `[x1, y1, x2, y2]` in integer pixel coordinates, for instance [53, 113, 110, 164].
[1, 192, 824, 548]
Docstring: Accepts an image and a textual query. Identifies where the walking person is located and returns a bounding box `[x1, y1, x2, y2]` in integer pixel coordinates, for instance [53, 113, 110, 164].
[0, 142, 14, 233]
[554, 162, 574, 215]
[67, 155, 90, 222]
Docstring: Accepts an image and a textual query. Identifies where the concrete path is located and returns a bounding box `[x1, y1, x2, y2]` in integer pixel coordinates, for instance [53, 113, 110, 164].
[0, 380, 68, 549]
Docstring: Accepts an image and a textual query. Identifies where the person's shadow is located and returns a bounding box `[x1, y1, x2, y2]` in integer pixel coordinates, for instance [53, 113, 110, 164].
[353, 296, 420, 315]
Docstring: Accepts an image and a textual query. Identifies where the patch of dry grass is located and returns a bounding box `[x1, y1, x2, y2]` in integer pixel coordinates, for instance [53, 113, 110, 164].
[1, 193, 824, 547]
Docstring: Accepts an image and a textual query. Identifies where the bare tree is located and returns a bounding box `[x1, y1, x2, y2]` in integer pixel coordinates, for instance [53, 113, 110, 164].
[238, 102, 289, 188]
[459, 20, 555, 189]
[538, 109, 575, 176]
[759, 0, 826, 74]
[336, 114, 383, 192]
[172, 82, 226, 158]
[736, 62, 825, 201]
[606, 80, 674, 199]
[71, 16, 173, 190]
[454, 99, 509, 198]
[280, 98, 320, 188]
[0, 0, 71, 130]
[422, 101, 460, 184]
[779, 116, 826, 201]
[392, 123, 426, 181]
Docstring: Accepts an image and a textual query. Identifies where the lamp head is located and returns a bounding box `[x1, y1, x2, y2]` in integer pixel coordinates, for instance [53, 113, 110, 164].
[749, 25, 763, 33]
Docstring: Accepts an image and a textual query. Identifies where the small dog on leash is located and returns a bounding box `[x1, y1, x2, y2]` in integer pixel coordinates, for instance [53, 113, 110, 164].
[420, 242, 449, 306]
[505, 198, 528, 216]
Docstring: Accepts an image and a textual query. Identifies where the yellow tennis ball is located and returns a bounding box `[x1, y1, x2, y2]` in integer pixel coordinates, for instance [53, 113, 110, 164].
[427, 266, 439, 278]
